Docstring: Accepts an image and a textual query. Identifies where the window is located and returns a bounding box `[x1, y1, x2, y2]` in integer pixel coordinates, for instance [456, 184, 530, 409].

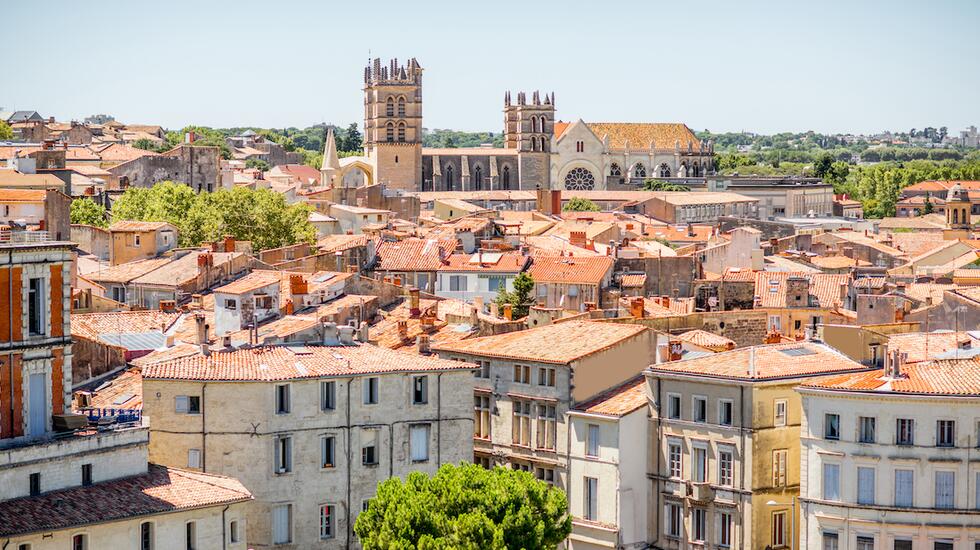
[397, 122, 406, 142]
[693, 446, 708, 482]
[187, 449, 201, 469]
[692, 507, 707, 542]
[271, 504, 291, 544]
[321, 381, 336, 411]
[81, 464, 92, 486]
[563, 167, 596, 191]
[275, 384, 290, 414]
[575, 140, 584, 153]
[856, 536, 874, 550]
[719, 399, 733, 426]
[362, 429, 379, 465]
[537, 367, 556, 387]
[693, 396, 707, 423]
[667, 393, 681, 420]
[937, 420, 955, 447]
[185, 522, 196, 550]
[397, 97, 406, 116]
[823, 462, 840, 501]
[772, 449, 787, 487]
[895, 542, 914, 550]
[768, 315, 781, 332]
[512, 401, 531, 446]
[229, 520, 240, 543]
[385, 97, 394, 116]
[824, 413, 840, 440]
[175, 395, 200, 414]
[976, 471, 980, 511]
[410, 424, 430, 462]
[134, 234, 141, 247]
[771, 511, 786, 547]
[319, 504, 335, 539]
[719, 512, 732, 547]
[568, 284, 579, 297]
[474, 394, 491, 439]
[934, 541, 954, 550]
[29, 472, 40, 496]
[385, 123, 394, 142]
[897, 418, 914, 445]
[859, 416, 876, 443]
[536, 404, 556, 450]
[535, 467, 555, 483]
[891, 469, 915, 508]
[822, 532, 839, 550]
[857, 466, 876, 505]
[586, 424, 600, 457]
[72, 534, 87, 550]
[774, 400, 787, 427]
[413, 376, 428, 404]
[363, 377, 379, 404]
[224, 298, 237, 310]
[28, 277, 44, 335]
[666, 502, 682, 537]
[321, 435, 335, 468]
[668, 441, 682, 478]
[513, 365, 530, 384]
[719, 447, 734, 486]
[609, 163, 622, 177]
[487, 275, 505, 292]
[584, 477, 598, 520]
[474, 360, 490, 379]
[449, 275, 467, 292]
[935, 470, 955, 508]
[140, 522, 153, 550]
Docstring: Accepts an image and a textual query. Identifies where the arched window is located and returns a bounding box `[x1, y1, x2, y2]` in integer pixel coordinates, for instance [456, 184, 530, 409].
[658, 163, 671, 177]
[445, 164, 455, 191]
[531, 137, 538, 152]
[609, 163, 622, 177]
[632, 163, 647, 178]
[473, 165, 483, 190]
[502, 166, 511, 189]
[953, 209, 959, 224]
[385, 122, 394, 143]
[397, 96, 406, 116]
[576, 141, 584, 153]
[385, 97, 394, 117]
[397, 122, 406, 142]
[540, 137, 547, 152]
[564, 167, 596, 191]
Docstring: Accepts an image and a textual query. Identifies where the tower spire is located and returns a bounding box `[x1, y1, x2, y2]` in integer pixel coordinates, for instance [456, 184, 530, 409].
[321, 127, 341, 186]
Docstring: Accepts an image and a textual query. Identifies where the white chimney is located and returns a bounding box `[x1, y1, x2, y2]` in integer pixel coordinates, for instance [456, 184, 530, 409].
[338, 325, 356, 345]
[322, 322, 339, 346]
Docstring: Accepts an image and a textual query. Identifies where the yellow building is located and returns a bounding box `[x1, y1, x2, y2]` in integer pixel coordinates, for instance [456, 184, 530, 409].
[645, 341, 872, 549]
[108, 220, 178, 265]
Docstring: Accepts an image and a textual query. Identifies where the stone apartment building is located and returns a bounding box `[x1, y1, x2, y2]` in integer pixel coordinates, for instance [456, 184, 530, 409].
[431, 320, 653, 496]
[645, 342, 872, 550]
[526, 254, 615, 311]
[142, 334, 475, 548]
[798, 354, 980, 550]
[107, 144, 222, 192]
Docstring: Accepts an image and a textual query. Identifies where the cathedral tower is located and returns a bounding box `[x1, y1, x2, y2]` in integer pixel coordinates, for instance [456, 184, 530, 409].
[504, 91, 555, 188]
[943, 182, 973, 240]
[364, 57, 423, 190]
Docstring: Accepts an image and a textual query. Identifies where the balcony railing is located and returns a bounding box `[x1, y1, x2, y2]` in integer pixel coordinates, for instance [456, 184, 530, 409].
[0, 230, 53, 244]
[78, 407, 143, 425]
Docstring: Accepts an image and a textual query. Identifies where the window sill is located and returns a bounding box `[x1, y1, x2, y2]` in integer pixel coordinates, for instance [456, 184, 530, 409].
[362, 463, 379, 468]
[412, 459, 430, 464]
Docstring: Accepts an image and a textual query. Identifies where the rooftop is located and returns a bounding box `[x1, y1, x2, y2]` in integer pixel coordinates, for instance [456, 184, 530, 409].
[527, 255, 614, 285]
[800, 358, 980, 396]
[438, 251, 529, 273]
[675, 329, 736, 352]
[885, 331, 980, 363]
[375, 238, 458, 272]
[753, 271, 850, 309]
[71, 311, 182, 342]
[572, 375, 648, 417]
[108, 220, 176, 233]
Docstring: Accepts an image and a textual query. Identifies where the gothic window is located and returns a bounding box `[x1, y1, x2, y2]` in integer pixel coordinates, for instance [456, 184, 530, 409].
[397, 122, 406, 142]
[576, 141, 584, 153]
[531, 137, 538, 152]
[564, 167, 596, 191]
[631, 163, 647, 178]
[502, 166, 511, 189]
[445, 164, 455, 191]
[397, 96, 406, 116]
[473, 165, 483, 190]
[691, 162, 702, 177]
[609, 163, 622, 177]
[386, 122, 394, 143]
[386, 97, 394, 117]
[658, 163, 671, 177]
[540, 137, 547, 152]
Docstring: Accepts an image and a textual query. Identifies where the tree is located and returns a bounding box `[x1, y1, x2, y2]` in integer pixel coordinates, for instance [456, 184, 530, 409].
[494, 272, 534, 319]
[562, 197, 600, 212]
[813, 152, 835, 179]
[354, 462, 571, 550]
[0, 120, 14, 141]
[922, 192, 934, 214]
[69, 198, 108, 228]
[131, 138, 157, 151]
[340, 123, 362, 152]
[642, 179, 690, 192]
[245, 158, 270, 171]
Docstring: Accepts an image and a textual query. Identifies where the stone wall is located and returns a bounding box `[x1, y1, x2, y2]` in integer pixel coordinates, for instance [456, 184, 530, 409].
[71, 337, 126, 384]
[108, 145, 220, 192]
[616, 255, 699, 298]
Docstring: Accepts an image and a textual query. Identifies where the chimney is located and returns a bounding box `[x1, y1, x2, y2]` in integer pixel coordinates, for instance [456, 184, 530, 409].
[289, 274, 308, 297]
[551, 190, 561, 215]
[284, 299, 294, 315]
[397, 320, 409, 339]
[584, 301, 596, 312]
[194, 314, 209, 345]
[668, 339, 683, 361]
[409, 288, 421, 317]
[420, 311, 435, 329]
[686, 222, 695, 238]
[471, 296, 482, 325]
[569, 231, 587, 249]
[200, 342, 210, 356]
[223, 234, 235, 253]
[417, 334, 431, 354]
[221, 334, 232, 349]
[190, 294, 203, 309]
[764, 330, 783, 344]
[338, 325, 356, 345]
[489, 302, 499, 318]
[630, 297, 645, 319]
[322, 322, 340, 345]
[393, 275, 402, 287]
[503, 304, 513, 321]
[159, 300, 176, 312]
[661, 295, 670, 309]
[358, 321, 370, 342]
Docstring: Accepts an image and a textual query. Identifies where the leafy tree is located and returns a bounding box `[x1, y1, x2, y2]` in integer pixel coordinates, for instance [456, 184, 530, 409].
[562, 197, 600, 212]
[69, 198, 108, 228]
[494, 272, 535, 319]
[922, 192, 934, 215]
[131, 138, 157, 151]
[813, 152, 835, 179]
[642, 179, 690, 192]
[354, 462, 571, 550]
[245, 158, 270, 171]
[340, 123, 362, 152]
[0, 120, 15, 140]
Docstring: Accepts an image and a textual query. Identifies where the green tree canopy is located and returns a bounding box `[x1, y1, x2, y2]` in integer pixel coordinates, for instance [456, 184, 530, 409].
[340, 122, 362, 152]
[69, 198, 108, 228]
[642, 179, 690, 192]
[0, 120, 15, 141]
[245, 158, 270, 171]
[562, 197, 600, 212]
[494, 272, 534, 319]
[354, 463, 571, 550]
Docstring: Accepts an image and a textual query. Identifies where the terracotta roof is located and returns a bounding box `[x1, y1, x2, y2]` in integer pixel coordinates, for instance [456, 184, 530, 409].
[676, 330, 736, 352]
[903, 283, 958, 306]
[900, 180, 980, 193]
[721, 268, 757, 282]
[438, 252, 529, 273]
[853, 277, 887, 290]
[527, 255, 614, 285]
[753, 272, 850, 309]
[142, 344, 475, 381]
[648, 341, 869, 381]
[213, 270, 281, 295]
[809, 255, 869, 269]
[317, 233, 369, 252]
[0, 171, 66, 189]
[800, 359, 980, 396]
[573, 375, 647, 417]
[432, 320, 647, 364]
[555, 121, 700, 151]
[0, 189, 46, 202]
[130, 343, 203, 368]
[375, 238, 458, 272]
[879, 214, 946, 230]
[885, 331, 980, 363]
[620, 274, 647, 288]
[95, 143, 159, 163]
[71, 311, 182, 341]
[108, 220, 176, 232]
[84, 258, 174, 284]
[78, 368, 143, 411]
[131, 251, 242, 287]
[0, 465, 251, 538]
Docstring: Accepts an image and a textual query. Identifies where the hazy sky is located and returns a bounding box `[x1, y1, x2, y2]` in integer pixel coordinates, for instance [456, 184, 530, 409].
[4, 0, 978, 135]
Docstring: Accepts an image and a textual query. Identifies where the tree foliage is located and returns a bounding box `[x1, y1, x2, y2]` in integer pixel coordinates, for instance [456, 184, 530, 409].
[642, 179, 690, 192]
[245, 158, 270, 172]
[423, 129, 504, 148]
[0, 120, 13, 141]
[562, 197, 600, 212]
[69, 198, 108, 228]
[339, 122, 363, 152]
[354, 462, 571, 550]
[494, 272, 535, 319]
[110, 181, 315, 250]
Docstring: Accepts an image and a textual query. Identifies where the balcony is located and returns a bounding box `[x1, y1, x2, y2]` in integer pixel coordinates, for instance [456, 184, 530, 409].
[689, 481, 715, 503]
[0, 416, 149, 466]
[0, 230, 60, 245]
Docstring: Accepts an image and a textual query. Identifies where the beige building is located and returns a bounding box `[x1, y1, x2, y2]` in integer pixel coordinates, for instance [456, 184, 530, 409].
[798, 355, 980, 550]
[526, 255, 615, 311]
[108, 220, 178, 265]
[645, 341, 871, 550]
[142, 336, 475, 548]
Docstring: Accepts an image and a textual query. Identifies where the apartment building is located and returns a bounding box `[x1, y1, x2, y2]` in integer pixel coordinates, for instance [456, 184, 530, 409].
[526, 255, 615, 311]
[645, 341, 872, 550]
[798, 355, 980, 550]
[142, 328, 475, 548]
[435, 250, 529, 302]
[431, 320, 653, 491]
[108, 220, 178, 265]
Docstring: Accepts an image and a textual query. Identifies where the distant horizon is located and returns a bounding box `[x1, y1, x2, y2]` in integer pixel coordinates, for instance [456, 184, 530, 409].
[3, 0, 978, 136]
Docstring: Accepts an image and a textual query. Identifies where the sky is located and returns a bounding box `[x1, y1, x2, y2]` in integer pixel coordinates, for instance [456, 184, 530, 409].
[3, 0, 978, 135]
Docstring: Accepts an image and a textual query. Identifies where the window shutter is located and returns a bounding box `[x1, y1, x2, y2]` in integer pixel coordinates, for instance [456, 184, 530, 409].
[857, 467, 875, 504]
[410, 425, 429, 461]
[175, 395, 188, 413]
[895, 469, 913, 507]
[823, 463, 840, 501]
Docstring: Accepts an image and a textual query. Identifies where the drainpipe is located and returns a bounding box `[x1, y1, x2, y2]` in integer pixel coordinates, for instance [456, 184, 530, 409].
[6, 250, 14, 439]
[738, 383, 746, 550]
[436, 372, 443, 465]
[201, 382, 207, 471]
[345, 378, 352, 550]
[221, 504, 229, 550]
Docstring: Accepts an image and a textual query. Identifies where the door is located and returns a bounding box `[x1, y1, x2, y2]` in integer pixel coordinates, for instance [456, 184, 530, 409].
[28, 373, 47, 437]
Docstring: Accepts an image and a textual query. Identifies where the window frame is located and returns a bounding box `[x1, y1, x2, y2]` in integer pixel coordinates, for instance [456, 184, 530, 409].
[858, 416, 876, 444]
[361, 428, 379, 466]
[412, 375, 429, 405]
[692, 395, 707, 423]
[824, 413, 840, 440]
[275, 384, 290, 415]
[586, 423, 600, 457]
[321, 435, 336, 469]
[937, 419, 955, 447]
[667, 440, 682, 478]
[320, 381, 336, 411]
[718, 398, 733, 426]
[774, 399, 787, 427]
[274, 435, 292, 474]
[666, 393, 681, 420]
[319, 504, 336, 539]
[363, 377, 379, 405]
[410, 423, 431, 462]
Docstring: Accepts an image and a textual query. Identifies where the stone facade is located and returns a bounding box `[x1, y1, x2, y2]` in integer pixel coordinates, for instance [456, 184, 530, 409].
[107, 145, 220, 192]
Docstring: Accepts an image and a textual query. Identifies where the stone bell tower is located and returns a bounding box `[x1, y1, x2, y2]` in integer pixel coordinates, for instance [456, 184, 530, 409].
[364, 57, 423, 190]
[503, 90, 554, 189]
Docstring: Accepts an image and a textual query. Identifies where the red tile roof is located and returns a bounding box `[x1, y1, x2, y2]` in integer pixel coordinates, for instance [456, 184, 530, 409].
[800, 359, 980, 396]
[648, 341, 869, 381]
[71, 311, 182, 341]
[108, 220, 176, 232]
[753, 272, 850, 309]
[0, 189, 47, 202]
[527, 255, 614, 285]
[375, 238, 458, 272]
[573, 375, 648, 417]
[213, 270, 282, 295]
[0, 465, 251, 538]
[142, 344, 475, 381]
[901, 180, 980, 193]
[885, 331, 980, 363]
[77, 368, 143, 411]
[676, 329, 736, 352]
[438, 251, 529, 273]
[620, 274, 647, 288]
[317, 233, 369, 252]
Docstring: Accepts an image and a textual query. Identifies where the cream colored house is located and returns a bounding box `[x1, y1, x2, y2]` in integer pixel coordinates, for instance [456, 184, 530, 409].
[142, 335, 475, 549]
[645, 341, 871, 550]
[798, 355, 980, 550]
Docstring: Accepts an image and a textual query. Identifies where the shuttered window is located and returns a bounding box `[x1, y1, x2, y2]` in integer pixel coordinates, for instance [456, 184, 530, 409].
[857, 466, 875, 505]
[823, 463, 840, 501]
[894, 469, 914, 507]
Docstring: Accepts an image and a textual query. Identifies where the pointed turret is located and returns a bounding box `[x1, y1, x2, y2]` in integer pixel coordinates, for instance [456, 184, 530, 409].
[320, 128, 341, 187]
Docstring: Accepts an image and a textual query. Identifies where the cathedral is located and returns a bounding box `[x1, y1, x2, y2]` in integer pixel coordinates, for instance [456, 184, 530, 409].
[320, 57, 714, 192]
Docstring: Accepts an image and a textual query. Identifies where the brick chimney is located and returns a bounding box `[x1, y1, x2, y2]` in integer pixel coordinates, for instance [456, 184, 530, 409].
[764, 330, 783, 344]
[223, 234, 235, 253]
[629, 297, 645, 318]
[289, 274, 308, 296]
[397, 320, 409, 340]
[417, 334, 431, 354]
[668, 339, 683, 361]
[409, 288, 421, 317]
[503, 304, 513, 321]
[159, 300, 176, 312]
[569, 231, 587, 249]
